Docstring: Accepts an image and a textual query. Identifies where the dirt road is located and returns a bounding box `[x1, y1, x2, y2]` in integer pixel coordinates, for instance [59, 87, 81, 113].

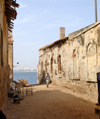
[4, 85, 96, 119]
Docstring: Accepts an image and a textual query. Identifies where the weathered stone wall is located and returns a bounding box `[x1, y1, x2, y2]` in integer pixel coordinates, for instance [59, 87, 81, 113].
[8, 44, 13, 82]
[37, 22, 100, 99]
[8, 31, 14, 82]
[0, 67, 10, 111]
[0, 0, 10, 111]
[0, 0, 19, 111]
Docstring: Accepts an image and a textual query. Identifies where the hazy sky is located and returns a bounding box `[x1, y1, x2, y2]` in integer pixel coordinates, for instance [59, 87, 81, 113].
[13, 0, 100, 70]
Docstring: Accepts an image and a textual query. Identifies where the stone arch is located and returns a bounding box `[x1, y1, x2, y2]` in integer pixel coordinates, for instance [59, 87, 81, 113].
[87, 43, 96, 81]
[58, 55, 61, 74]
[87, 43, 96, 56]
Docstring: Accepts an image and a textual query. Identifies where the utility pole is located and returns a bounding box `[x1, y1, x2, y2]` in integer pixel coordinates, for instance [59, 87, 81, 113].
[95, 0, 97, 22]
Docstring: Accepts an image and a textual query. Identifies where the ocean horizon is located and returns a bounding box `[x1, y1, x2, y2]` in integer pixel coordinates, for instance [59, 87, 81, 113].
[13, 71, 37, 85]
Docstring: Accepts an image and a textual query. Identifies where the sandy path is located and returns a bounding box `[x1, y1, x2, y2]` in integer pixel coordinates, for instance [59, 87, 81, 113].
[4, 85, 97, 119]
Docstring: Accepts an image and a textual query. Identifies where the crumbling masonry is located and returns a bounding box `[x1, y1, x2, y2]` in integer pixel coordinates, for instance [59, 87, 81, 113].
[0, 0, 19, 110]
[37, 21, 100, 98]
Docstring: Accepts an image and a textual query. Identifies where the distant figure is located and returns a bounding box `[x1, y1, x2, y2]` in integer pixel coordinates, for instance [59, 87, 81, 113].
[45, 72, 50, 88]
[0, 111, 7, 119]
[17, 62, 19, 64]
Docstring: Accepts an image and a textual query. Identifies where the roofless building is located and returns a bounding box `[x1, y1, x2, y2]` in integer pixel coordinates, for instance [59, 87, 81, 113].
[37, 21, 100, 99]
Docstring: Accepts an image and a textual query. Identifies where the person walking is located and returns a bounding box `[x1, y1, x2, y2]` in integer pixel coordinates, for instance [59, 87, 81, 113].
[45, 72, 50, 88]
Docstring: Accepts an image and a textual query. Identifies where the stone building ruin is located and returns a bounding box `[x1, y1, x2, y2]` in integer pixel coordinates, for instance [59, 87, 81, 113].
[37, 21, 100, 98]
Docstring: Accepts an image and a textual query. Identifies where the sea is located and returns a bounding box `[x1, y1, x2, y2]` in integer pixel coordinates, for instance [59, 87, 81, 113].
[13, 72, 37, 85]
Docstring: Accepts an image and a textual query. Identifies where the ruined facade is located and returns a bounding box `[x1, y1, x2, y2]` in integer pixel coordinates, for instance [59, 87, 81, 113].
[37, 21, 100, 98]
[0, 0, 19, 110]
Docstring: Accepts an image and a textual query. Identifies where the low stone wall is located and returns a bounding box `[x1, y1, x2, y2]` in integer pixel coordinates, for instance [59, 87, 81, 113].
[51, 77, 98, 99]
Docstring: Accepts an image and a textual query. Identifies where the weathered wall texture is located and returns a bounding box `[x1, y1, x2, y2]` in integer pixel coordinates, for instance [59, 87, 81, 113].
[0, 0, 19, 110]
[8, 31, 14, 82]
[37, 21, 100, 98]
[0, 0, 10, 110]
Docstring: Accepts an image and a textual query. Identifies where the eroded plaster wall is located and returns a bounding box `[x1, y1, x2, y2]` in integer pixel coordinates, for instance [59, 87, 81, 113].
[37, 22, 100, 98]
[8, 31, 14, 82]
[0, 0, 10, 111]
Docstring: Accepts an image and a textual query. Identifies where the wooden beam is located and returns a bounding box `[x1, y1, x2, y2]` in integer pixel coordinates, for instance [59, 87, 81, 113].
[11, 1, 19, 8]
[5, 0, 19, 29]
[8, 28, 12, 32]
[5, 7, 16, 16]
[5, 11, 16, 19]
[5, 10, 16, 17]
[5, 1, 11, 6]
[8, 22, 14, 26]
[10, 21, 14, 24]
[6, 15, 15, 20]
[6, 13, 15, 20]
[5, 5, 15, 12]
[8, 26, 13, 29]
[5, 0, 19, 8]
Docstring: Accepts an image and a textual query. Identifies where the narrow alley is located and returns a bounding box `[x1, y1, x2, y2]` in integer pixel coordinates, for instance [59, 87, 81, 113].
[4, 85, 96, 119]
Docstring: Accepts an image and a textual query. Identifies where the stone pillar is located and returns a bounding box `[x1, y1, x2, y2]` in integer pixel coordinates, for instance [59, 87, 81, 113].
[8, 30, 14, 82]
[59, 27, 65, 39]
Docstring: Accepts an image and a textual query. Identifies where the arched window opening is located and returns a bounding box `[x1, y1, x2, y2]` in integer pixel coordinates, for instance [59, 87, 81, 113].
[87, 44, 96, 81]
[58, 55, 61, 74]
[73, 49, 76, 58]
[45, 60, 47, 73]
[51, 58, 53, 74]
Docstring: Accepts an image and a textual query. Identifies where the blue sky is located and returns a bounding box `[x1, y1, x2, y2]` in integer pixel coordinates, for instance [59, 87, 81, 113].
[13, 0, 100, 70]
